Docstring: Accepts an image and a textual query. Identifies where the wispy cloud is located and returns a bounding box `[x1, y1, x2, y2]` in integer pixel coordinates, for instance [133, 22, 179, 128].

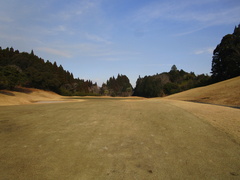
[100, 57, 122, 62]
[194, 47, 214, 55]
[57, 0, 101, 21]
[145, 63, 172, 67]
[84, 33, 112, 44]
[133, 0, 240, 34]
[36, 47, 72, 58]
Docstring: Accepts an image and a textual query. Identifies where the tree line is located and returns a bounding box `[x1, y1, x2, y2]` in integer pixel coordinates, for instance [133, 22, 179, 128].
[133, 66, 210, 97]
[133, 24, 240, 97]
[101, 74, 133, 96]
[0, 47, 98, 95]
[1, 25, 239, 97]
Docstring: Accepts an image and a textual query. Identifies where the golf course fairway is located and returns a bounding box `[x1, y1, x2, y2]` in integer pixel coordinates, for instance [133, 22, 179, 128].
[0, 98, 240, 179]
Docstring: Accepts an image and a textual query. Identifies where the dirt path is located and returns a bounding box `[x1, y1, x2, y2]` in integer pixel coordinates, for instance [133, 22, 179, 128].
[0, 99, 240, 179]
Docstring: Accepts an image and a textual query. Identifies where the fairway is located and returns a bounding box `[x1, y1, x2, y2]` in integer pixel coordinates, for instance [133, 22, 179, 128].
[0, 99, 240, 179]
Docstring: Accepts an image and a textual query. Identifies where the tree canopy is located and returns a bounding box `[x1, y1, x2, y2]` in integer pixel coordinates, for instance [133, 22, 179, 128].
[211, 24, 240, 82]
[0, 47, 98, 95]
[133, 66, 210, 98]
[101, 74, 133, 96]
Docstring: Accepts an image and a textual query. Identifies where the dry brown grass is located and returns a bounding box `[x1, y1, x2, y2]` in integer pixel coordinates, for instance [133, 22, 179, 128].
[0, 87, 62, 106]
[165, 76, 240, 107]
[0, 82, 240, 179]
[1, 99, 240, 179]
[161, 99, 240, 144]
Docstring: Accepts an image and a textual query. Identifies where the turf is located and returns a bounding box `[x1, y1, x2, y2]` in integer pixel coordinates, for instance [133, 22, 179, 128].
[0, 99, 240, 179]
[165, 76, 240, 107]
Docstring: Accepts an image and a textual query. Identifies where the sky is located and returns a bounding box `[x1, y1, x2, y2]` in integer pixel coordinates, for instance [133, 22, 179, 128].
[0, 0, 240, 86]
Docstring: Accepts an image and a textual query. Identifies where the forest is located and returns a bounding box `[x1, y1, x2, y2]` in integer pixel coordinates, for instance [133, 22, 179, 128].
[133, 66, 210, 97]
[134, 24, 240, 97]
[0, 48, 98, 96]
[0, 25, 239, 97]
[0, 47, 133, 96]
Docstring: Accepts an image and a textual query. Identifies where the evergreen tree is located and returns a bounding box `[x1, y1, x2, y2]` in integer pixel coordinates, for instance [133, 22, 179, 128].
[211, 24, 240, 81]
[134, 65, 210, 97]
[104, 74, 133, 96]
[30, 50, 35, 56]
[0, 47, 99, 95]
[171, 65, 177, 72]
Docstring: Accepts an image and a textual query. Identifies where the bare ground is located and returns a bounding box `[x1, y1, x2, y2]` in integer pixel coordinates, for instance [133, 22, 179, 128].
[0, 99, 240, 179]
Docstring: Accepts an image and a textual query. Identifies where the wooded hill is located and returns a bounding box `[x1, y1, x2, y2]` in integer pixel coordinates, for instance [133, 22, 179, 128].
[1, 25, 239, 97]
[0, 47, 132, 96]
[0, 47, 98, 96]
[133, 66, 210, 97]
[101, 74, 133, 97]
[133, 24, 240, 97]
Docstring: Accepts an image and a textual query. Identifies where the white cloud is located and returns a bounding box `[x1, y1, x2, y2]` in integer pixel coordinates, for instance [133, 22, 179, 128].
[194, 47, 214, 55]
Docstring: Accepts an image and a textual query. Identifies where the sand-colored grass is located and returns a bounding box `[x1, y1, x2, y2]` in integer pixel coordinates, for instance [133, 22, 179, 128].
[0, 99, 240, 179]
[0, 87, 61, 106]
[161, 99, 240, 144]
[165, 76, 240, 107]
[0, 87, 86, 106]
[0, 79, 240, 178]
[0, 88, 144, 106]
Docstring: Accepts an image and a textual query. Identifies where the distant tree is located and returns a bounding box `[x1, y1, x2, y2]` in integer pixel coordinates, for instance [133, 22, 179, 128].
[171, 65, 177, 72]
[133, 75, 163, 97]
[163, 82, 179, 95]
[211, 24, 240, 82]
[0, 65, 25, 89]
[10, 47, 14, 53]
[104, 74, 133, 96]
[134, 67, 211, 97]
[30, 50, 34, 56]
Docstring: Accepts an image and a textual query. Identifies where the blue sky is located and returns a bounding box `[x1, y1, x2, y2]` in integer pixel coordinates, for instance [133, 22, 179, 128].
[1, 0, 239, 86]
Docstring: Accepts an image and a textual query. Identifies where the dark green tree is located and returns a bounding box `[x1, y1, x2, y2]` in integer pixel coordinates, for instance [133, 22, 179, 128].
[104, 74, 133, 96]
[211, 24, 240, 81]
[0, 47, 99, 95]
[0, 65, 25, 89]
[134, 65, 210, 97]
[171, 65, 177, 72]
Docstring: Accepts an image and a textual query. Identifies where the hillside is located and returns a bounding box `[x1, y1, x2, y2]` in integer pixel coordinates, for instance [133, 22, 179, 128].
[133, 66, 210, 97]
[0, 47, 98, 95]
[165, 76, 240, 107]
[0, 87, 64, 106]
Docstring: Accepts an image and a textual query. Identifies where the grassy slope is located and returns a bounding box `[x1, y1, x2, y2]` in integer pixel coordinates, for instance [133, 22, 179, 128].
[0, 99, 240, 179]
[1, 76, 239, 106]
[164, 76, 240, 107]
[0, 87, 62, 106]
[0, 79, 240, 179]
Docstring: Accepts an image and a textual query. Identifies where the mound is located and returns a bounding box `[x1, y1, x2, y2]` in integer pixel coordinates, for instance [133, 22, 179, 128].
[0, 87, 62, 106]
[165, 76, 240, 107]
